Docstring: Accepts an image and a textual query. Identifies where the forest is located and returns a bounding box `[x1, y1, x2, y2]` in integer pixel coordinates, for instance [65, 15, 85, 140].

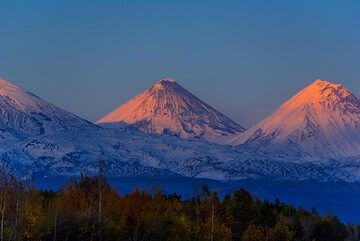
[0, 165, 359, 241]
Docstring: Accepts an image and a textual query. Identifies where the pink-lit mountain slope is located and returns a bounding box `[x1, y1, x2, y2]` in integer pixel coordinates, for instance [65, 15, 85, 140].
[227, 79, 360, 158]
[97, 78, 245, 141]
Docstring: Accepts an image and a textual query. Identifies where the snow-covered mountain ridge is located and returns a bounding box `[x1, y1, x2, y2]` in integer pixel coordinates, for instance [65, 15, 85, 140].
[97, 78, 245, 141]
[0, 77, 359, 183]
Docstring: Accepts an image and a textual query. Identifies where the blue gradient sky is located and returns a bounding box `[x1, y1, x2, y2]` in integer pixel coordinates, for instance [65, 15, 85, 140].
[0, 0, 359, 127]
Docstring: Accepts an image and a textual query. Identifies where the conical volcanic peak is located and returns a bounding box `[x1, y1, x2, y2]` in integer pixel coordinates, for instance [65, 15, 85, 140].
[156, 77, 177, 84]
[148, 77, 184, 93]
[280, 79, 360, 115]
[97, 77, 245, 141]
[0, 76, 92, 137]
[228, 79, 360, 158]
[299, 79, 351, 100]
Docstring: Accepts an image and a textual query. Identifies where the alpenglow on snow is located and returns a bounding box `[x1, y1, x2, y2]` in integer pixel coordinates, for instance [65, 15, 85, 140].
[97, 78, 245, 141]
[227, 79, 360, 158]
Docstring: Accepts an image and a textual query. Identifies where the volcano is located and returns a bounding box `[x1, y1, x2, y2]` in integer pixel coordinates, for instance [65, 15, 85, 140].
[227, 79, 360, 158]
[97, 78, 245, 141]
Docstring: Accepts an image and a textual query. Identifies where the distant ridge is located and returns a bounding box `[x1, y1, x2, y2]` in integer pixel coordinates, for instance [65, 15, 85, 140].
[97, 77, 245, 141]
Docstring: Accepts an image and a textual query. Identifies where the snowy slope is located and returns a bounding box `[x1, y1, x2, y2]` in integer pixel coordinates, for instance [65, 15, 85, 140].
[0, 77, 94, 139]
[97, 78, 245, 141]
[0, 77, 171, 177]
[227, 79, 360, 158]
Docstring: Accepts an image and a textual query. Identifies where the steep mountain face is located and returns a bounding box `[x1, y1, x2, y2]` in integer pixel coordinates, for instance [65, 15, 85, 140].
[227, 79, 360, 158]
[0, 77, 93, 139]
[97, 78, 245, 141]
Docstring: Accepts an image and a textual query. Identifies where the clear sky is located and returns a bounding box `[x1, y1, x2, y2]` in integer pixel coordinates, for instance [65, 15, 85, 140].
[0, 0, 359, 127]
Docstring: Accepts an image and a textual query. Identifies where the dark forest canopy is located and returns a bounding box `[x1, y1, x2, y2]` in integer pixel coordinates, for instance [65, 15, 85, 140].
[0, 169, 358, 241]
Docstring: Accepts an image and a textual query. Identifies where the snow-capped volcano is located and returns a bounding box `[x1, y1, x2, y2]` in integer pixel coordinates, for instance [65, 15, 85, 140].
[0, 77, 92, 138]
[227, 79, 360, 158]
[97, 78, 245, 141]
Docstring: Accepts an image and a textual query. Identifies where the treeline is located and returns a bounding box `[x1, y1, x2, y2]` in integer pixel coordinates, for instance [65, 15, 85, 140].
[0, 169, 359, 240]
